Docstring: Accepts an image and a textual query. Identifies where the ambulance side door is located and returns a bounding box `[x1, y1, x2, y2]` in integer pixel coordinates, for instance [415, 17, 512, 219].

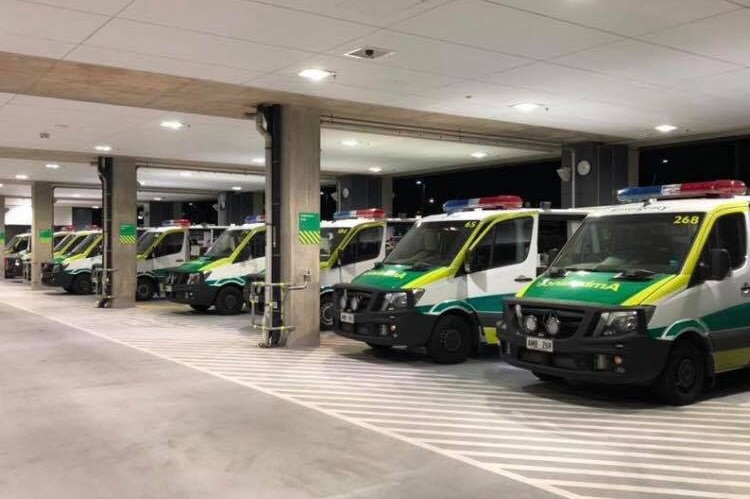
[235, 231, 266, 275]
[338, 225, 385, 283]
[465, 215, 537, 326]
[151, 231, 186, 269]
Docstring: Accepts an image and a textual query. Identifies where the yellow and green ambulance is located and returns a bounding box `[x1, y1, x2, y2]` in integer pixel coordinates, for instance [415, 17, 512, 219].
[319, 210, 414, 329]
[332, 196, 588, 363]
[165, 217, 265, 314]
[499, 179, 750, 405]
[23, 228, 86, 281]
[44, 229, 103, 294]
[4, 232, 30, 279]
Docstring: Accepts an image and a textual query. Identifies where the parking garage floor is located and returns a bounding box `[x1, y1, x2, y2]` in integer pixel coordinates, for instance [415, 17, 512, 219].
[2, 280, 750, 499]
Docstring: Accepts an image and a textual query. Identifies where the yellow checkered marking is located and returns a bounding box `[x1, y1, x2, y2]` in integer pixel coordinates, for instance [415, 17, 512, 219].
[298, 230, 320, 245]
[119, 235, 137, 245]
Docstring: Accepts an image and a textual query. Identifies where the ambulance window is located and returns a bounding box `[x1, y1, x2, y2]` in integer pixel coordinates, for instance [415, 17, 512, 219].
[701, 213, 747, 270]
[155, 232, 184, 257]
[344, 226, 383, 263]
[538, 219, 569, 259]
[236, 232, 266, 262]
[89, 240, 103, 258]
[492, 217, 533, 267]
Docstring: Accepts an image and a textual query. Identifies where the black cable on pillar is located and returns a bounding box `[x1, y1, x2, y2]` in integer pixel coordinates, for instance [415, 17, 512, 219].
[96, 156, 113, 308]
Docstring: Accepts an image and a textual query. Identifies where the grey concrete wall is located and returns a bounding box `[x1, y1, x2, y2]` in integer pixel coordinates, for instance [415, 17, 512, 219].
[278, 105, 321, 348]
[110, 158, 138, 308]
[560, 143, 630, 208]
[30, 183, 54, 289]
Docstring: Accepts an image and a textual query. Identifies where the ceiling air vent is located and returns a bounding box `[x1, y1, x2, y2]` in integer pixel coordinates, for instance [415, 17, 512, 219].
[344, 47, 394, 60]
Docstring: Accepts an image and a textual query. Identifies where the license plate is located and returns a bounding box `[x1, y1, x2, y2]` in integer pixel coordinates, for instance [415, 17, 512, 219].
[340, 312, 355, 324]
[165, 285, 172, 293]
[526, 337, 554, 353]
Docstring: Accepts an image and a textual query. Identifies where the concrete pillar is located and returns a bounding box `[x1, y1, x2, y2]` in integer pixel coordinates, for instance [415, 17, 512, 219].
[337, 175, 382, 211]
[108, 157, 138, 308]
[381, 176, 393, 216]
[628, 146, 640, 187]
[560, 143, 629, 208]
[0, 196, 5, 279]
[277, 105, 321, 347]
[30, 182, 54, 289]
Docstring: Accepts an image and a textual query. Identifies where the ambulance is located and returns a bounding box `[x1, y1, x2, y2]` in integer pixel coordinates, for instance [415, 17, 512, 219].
[3, 232, 31, 278]
[44, 229, 103, 294]
[499, 180, 750, 405]
[132, 220, 225, 301]
[331, 196, 588, 363]
[319, 210, 415, 329]
[23, 229, 85, 281]
[165, 217, 266, 314]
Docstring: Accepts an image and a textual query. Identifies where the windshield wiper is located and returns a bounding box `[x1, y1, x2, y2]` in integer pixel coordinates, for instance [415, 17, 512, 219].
[613, 268, 656, 280]
[410, 261, 433, 271]
[547, 266, 567, 278]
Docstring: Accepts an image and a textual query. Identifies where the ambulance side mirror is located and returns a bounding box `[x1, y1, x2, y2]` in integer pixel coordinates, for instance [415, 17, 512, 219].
[708, 248, 731, 281]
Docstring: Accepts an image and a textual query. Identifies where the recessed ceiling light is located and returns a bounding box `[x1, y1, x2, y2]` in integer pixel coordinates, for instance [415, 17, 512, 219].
[429, 198, 435, 204]
[252, 157, 265, 164]
[341, 139, 359, 147]
[320, 191, 324, 195]
[138, 180, 145, 186]
[72, 194, 81, 198]
[160, 120, 185, 130]
[368, 166, 383, 173]
[45, 163, 60, 169]
[92, 205, 99, 209]
[0, 183, 4, 188]
[655, 124, 677, 133]
[179, 171, 193, 177]
[153, 197, 163, 201]
[298, 68, 335, 82]
[471, 152, 488, 159]
[511, 103, 544, 113]
[231, 186, 242, 191]
[662, 158, 669, 164]
[95, 145, 112, 152]
[15, 174, 28, 180]
[415, 180, 422, 185]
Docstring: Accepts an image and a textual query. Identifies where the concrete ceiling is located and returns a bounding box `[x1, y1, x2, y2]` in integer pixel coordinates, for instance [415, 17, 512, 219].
[0, 0, 748, 141]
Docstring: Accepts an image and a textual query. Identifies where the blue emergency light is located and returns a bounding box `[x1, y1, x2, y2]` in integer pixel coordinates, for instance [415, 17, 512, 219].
[443, 195, 523, 213]
[244, 215, 265, 223]
[333, 208, 385, 220]
[617, 180, 747, 203]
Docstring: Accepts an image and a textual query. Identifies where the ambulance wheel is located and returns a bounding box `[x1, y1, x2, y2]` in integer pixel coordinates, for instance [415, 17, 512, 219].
[135, 277, 156, 302]
[427, 314, 472, 364]
[653, 340, 705, 406]
[190, 304, 210, 312]
[533, 371, 562, 383]
[63, 285, 73, 293]
[320, 294, 334, 330]
[215, 287, 243, 315]
[71, 274, 92, 295]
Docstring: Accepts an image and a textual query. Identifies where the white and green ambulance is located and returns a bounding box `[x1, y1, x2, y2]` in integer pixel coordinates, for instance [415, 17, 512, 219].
[4, 232, 31, 279]
[22, 229, 82, 281]
[133, 220, 225, 301]
[499, 179, 750, 405]
[165, 217, 266, 314]
[332, 196, 588, 363]
[319, 210, 415, 329]
[44, 229, 103, 294]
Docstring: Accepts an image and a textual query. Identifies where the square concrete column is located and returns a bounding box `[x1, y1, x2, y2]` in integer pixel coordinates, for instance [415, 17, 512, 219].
[277, 105, 321, 347]
[30, 182, 54, 289]
[106, 157, 138, 308]
[0, 196, 6, 279]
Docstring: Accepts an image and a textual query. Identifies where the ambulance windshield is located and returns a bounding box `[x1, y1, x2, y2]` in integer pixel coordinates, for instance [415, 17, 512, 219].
[6, 235, 29, 253]
[553, 213, 704, 275]
[204, 229, 250, 259]
[320, 227, 350, 262]
[385, 221, 475, 268]
[53, 233, 70, 250]
[69, 233, 98, 256]
[61, 235, 85, 256]
[136, 231, 159, 255]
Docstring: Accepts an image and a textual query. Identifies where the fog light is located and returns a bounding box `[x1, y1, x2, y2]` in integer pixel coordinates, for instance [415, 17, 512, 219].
[389, 324, 397, 332]
[613, 356, 623, 365]
[523, 315, 538, 333]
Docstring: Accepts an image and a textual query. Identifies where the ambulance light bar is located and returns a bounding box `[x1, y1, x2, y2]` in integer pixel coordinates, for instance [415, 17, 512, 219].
[443, 195, 523, 213]
[617, 180, 747, 203]
[85, 224, 100, 230]
[162, 219, 191, 227]
[244, 215, 265, 223]
[333, 208, 385, 220]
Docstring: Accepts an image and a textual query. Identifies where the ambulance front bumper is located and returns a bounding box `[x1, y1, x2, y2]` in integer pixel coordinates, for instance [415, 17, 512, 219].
[165, 282, 217, 307]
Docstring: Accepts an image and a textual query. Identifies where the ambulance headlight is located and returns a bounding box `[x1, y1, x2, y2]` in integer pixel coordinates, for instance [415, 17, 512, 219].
[53, 263, 61, 272]
[187, 272, 203, 285]
[381, 292, 408, 311]
[338, 294, 348, 310]
[14, 259, 20, 267]
[596, 310, 640, 337]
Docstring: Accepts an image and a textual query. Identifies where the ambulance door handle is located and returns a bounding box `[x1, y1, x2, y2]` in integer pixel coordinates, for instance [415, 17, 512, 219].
[515, 275, 533, 283]
[176, 259, 184, 263]
[741, 283, 750, 297]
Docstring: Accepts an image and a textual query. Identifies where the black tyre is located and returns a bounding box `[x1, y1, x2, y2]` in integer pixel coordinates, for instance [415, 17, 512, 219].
[533, 371, 563, 383]
[71, 273, 92, 295]
[63, 285, 73, 293]
[427, 314, 473, 364]
[135, 277, 156, 302]
[190, 304, 210, 312]
[653, 340, 705, 406]
[366, 342, 392, 352]
[320, 294, 334, 330]
[215, 286, 243, 315]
